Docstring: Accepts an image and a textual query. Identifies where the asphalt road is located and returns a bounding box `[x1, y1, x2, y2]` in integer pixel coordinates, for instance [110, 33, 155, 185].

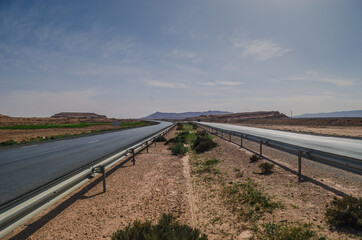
[199, 122, 362, 160]
[0, 121, 172, 206]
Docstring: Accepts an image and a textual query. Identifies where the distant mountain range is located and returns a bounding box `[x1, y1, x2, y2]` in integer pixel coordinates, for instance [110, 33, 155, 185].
[143, 111, 232, 120]
[295, 110, 362, 118]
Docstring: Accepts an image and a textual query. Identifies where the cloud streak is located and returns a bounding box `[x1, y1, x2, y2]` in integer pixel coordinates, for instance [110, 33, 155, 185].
[286, 71, 355, 87]
[228, 32, 292, 61]
[143, 79, 189, 88]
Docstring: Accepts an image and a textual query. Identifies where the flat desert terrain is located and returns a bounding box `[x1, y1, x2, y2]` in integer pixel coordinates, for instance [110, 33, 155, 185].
[4, 124, 361, 239]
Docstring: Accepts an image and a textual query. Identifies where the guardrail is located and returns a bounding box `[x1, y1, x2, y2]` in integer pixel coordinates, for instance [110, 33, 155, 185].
[196, 122, 362, 181]
[0, 123, 175, 238]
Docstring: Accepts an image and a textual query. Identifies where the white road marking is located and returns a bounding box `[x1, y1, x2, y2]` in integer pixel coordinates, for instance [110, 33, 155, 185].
[88, 140, 99, 144]
[22, 145, 37, 149]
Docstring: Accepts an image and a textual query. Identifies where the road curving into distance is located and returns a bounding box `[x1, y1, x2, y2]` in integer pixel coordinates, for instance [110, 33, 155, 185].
[199, 122, 362, 160]
[0, 121, 172, 206]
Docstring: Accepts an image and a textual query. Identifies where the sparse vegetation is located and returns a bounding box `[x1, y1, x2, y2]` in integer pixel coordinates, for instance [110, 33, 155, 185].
[325, 196, 362, 230]
[195, 157, 221, 175]
[0, 121, 152, 130]
[259, 162, 275, 174]
[223, 178, 280, 222]
[111, 213, 208, 240]
[0, 139, 18, 146]
[176, 123, 184, 130]
[155, 135, 167, 142]
[192, 130, 217, 154]
[171, 143, 188, 156]
[250, 154, 260, 162]
[258, 222, 324, 240]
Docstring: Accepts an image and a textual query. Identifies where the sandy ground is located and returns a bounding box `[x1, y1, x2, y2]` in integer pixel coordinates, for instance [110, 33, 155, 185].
[3, 128, 193, 240]
[3, 126, 362, 239]
[234, 123, 362, 138]
[189, 129, 362, 239]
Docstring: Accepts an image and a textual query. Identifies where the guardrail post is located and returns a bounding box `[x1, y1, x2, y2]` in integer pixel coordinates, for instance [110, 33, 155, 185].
[154, 138, 156, 146]
[92, 165, 106, 193]
[298, 150, 302, 182]
[229, 132, 231, 142]
[221, 130, 223, 139]
[146, 141, 149, 153]
[260, 141, 263, 157]
[101, 165, 106, 193]
[132, 149, 135, 165]
[240, 135, 243, 147]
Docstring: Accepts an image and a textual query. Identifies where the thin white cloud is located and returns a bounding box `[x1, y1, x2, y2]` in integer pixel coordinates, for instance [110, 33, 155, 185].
[171, 49, 202, 63]
[286, 71, 355, 87]
[227, 31, 291, 61]
[240, 39, 291, 61]
[198, 81, 244, 87]
[143, 79, 189, 88]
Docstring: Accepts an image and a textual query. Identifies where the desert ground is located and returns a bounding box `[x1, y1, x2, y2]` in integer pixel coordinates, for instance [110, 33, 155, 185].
[4, 124, 361, 240]
[0, 114, 151, 144]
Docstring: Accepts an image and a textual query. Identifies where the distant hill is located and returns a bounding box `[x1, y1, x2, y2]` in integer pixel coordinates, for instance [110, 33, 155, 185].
[295, 110, 362, 118]
[0, 114, 9, 118]
[143, 111, 232, 120]
[186, 111, 288, 122]
[51, 112, 107, 119]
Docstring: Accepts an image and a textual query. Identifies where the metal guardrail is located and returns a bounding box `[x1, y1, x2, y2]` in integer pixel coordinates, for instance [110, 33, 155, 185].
[197, 123, 362, 180]
[0, 123, 175, 238]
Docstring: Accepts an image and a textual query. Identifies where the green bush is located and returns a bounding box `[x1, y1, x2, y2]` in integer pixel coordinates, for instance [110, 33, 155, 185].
[112, 213, 208, 240]
[192, 131, 217, 154]
[260, 222, 322, 240]
[250, 154, 260, 163]
[176, 123, 184, 130]
[326, 196, 362, 230]
[171, 143, 188, 156]
[0, 140, 18, 146]
[259, 162, 275, 174]
[155, 135, 167, 142]
[204, 158, 220, 166]
[167, 131, 191, 145]
[223, 178, 279, 221]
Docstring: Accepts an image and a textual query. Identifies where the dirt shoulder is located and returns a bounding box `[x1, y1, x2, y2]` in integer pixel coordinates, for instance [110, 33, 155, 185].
[189, 127, 362, 239]
[4, 128, 193, 240]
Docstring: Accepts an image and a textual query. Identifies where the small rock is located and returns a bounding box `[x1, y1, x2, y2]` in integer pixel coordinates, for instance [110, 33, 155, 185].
[238, 230, 252, 239]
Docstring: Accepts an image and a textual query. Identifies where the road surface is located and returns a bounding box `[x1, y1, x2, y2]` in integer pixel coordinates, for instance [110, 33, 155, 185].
[199, 122, 362, 160]
[0, 121, 172, 206]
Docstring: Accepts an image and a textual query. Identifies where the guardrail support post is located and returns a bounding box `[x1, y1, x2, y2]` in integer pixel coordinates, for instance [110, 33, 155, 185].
[240, 136, 243, 147]
[221, 130, 223, 139]
[92, 166, 106, 193]
[229, 132, 232, 142]
[298, 150, 302, 182]
[260, 141, 263, 157]
[154, 138, 156, 146]
[132, 149, 135, 165]
[101, 165, 106, 193]
[146, 141, 149, 153]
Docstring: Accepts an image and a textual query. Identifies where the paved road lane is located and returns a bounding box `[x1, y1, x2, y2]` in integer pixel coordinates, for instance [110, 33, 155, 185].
[199, 122, 362, 160]
[0, 121, 172, 206]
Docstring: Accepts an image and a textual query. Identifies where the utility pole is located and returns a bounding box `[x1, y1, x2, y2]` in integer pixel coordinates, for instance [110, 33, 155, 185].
[290, 111, 293, 118]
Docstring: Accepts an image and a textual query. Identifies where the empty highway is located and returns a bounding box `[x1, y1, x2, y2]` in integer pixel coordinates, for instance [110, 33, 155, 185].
[199, 122, 362, 160]
[0, 121, 172, 206]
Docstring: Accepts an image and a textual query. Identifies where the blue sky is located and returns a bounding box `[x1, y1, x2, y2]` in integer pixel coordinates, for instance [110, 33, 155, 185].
[1, 0, 362, 118]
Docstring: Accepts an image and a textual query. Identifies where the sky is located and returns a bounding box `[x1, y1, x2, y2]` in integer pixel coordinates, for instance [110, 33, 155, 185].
[1, 0, 362, 118]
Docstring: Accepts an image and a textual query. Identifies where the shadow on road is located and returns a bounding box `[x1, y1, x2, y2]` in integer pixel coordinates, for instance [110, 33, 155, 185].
[8, 145, 151, 240]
